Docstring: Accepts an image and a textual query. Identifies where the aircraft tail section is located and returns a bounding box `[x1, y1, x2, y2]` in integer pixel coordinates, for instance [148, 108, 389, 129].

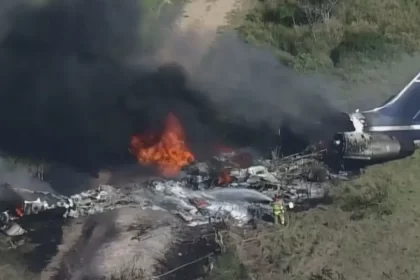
[367, 72, 420, 120]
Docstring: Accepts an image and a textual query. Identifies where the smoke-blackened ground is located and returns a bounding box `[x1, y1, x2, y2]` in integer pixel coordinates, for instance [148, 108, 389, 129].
[39, 207, 220, 279]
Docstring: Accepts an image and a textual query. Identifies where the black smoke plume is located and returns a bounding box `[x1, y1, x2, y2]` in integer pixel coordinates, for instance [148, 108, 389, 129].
[174, 32, 355, 153]
[0, 0, 218, 173]
[0, 0, 353, 175]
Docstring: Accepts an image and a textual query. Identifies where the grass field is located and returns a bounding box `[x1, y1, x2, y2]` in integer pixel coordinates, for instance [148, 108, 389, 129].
[209, 152, 420, 280]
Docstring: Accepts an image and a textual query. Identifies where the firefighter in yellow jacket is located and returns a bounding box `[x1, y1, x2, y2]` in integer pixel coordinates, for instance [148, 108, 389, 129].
[272, 195, 285, 225]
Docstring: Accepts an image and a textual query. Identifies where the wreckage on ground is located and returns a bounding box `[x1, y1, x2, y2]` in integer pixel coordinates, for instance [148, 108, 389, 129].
[327, 71, 420, 167]
[0, 149, 350, 237]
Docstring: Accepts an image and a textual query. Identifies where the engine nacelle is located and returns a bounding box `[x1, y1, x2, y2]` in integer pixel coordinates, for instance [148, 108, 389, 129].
[331, 132, 414, 161]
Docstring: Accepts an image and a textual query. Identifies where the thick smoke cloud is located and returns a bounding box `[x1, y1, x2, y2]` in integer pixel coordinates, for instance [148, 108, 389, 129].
[0, 0, 354, 175]
[171, 31, 354, 151]
[0, 0, 216, 172]
[193, 32, 348, 132]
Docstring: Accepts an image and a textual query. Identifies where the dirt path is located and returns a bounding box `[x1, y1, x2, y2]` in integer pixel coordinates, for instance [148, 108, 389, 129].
[177, 0, 237, 31]
[158, 0, 239, 72]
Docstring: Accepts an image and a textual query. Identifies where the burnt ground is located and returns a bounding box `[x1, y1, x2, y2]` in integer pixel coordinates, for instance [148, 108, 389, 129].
[0, 208, 223, 280]
[0, 218, 64, 280]
[208, 151, 420, 280]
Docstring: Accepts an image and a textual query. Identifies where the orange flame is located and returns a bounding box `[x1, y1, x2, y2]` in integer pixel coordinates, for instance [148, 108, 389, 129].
[218, 169, 234, 185]
[130, 113, 195, 176]
[15, 206, 24, 217]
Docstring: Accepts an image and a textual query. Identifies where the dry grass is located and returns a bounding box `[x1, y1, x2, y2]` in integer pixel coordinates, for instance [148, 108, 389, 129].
[209, 151, 420, 280]
[104, 266, 146, 280]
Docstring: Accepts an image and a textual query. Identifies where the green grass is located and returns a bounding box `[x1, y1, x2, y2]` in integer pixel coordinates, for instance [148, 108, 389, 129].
[236, 0, 420, 72]
[333, 151, 420, 220]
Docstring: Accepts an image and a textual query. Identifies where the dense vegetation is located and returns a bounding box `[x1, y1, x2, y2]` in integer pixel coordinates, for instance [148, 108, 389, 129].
[238, 0, 420, 72]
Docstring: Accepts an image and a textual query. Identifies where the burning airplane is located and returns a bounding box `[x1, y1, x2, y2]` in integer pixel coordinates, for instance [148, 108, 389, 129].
[1, 0, 416, 278]
[330, 72, 420, 165]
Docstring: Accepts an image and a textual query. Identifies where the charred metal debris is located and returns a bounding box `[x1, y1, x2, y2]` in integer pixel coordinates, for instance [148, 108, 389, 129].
[0, 148, 354, 237]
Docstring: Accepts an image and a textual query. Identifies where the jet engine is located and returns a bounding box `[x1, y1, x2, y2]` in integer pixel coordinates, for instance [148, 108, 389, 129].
[331, 131, 415, 162]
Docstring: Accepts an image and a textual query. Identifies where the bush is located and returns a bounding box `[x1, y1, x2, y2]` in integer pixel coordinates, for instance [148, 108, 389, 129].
[338, 181, 395, 220]
[238, 0, 420, 71]
[207, 251, 250, 280]
[331, 151, 420, 220]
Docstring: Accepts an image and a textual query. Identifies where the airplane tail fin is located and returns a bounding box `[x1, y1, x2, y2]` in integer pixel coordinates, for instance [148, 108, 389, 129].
[368, 72, 420, 120]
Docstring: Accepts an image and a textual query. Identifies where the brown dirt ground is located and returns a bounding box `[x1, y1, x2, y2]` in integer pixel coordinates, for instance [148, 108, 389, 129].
[157, 0, 241, 73]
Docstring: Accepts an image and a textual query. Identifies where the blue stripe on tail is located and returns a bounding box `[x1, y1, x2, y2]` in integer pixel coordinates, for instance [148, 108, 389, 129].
[368, 72, 420, 120]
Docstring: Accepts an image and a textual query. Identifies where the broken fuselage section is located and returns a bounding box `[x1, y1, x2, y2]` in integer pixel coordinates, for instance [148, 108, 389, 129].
[330, 110, 416, 165]
[329, 71, 420, 165]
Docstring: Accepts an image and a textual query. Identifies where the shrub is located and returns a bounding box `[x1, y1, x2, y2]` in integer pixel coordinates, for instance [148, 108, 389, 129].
[238, 0, 420, 71]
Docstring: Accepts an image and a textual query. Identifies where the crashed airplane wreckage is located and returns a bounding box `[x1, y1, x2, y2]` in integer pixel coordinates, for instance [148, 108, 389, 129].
[2, 66, 420, 240]
[1, 110, 415, 236]
[2, 104, 414, 236]
[0, 149, 351, 237]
